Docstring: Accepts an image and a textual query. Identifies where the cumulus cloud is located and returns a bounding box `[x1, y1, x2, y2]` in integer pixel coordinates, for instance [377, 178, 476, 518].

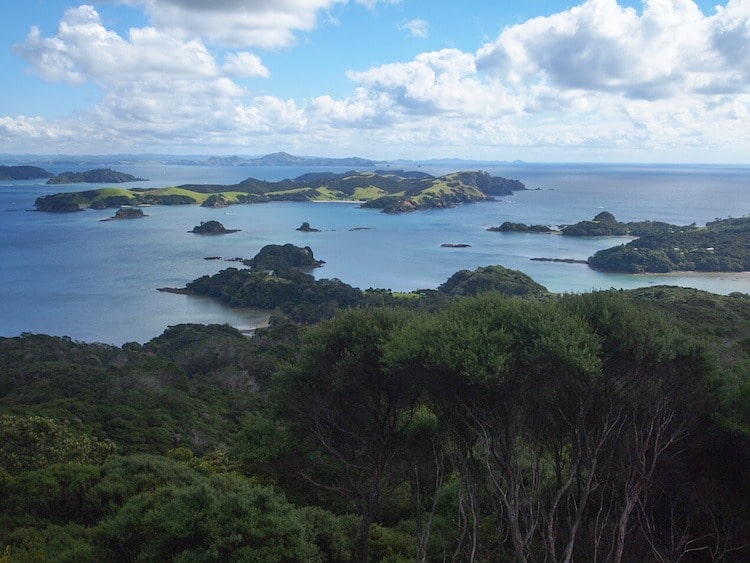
[474, 0, 732, 101]
[402, 18, 429, 38]
[5, 0, 750, 160]
[234, 97, 307, 133]
[346, 49, 521, 117]
[223, 52, 270, 78]
[16, 5, 220, 85]
[126, 0, 346, 48]
[12, 5, 250, 148]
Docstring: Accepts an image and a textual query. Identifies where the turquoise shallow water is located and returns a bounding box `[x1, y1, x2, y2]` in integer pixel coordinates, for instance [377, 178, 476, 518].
[1, 162, 748, 344]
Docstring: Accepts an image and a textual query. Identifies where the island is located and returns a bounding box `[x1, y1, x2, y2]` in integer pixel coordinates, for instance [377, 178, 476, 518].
[34, 169, 527, 214]
[296, 222, 320, 232]
[488, 221, 554, 233]
[0, 165, 53, 180]
[560, 211, 689, 238]
[587, 216, 750, 273]
[101, 207, 146, 221]
[47, 168, 148, 184]
[190, 220, 240, 234]
[242, 243, 324, 270]
[492, 211, 750, 274]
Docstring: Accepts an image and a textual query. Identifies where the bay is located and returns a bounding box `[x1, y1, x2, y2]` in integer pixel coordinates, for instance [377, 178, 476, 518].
[1, 162, 748, 345]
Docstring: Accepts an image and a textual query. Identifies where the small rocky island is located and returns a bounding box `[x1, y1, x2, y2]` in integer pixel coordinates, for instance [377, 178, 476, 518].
[242, 243, 324, 270]
[190, 220, 240, 234]
[488, 221, 554, 233]
[296, 222, 320, 232]
[101, 207, 146, 221]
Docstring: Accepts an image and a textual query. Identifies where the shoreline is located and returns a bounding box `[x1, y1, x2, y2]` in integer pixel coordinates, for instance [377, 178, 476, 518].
[643, 270, 750, 281]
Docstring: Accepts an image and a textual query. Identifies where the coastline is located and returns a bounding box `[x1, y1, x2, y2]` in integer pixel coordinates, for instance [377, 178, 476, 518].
[644, 270, 750, 283]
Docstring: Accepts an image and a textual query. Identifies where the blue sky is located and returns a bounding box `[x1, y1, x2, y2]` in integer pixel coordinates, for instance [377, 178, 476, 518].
[1, 0, 748, 162]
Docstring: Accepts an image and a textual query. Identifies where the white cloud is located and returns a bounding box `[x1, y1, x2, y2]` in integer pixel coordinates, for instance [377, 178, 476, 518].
[402, 18, 429, 38]
[223, 52, 270, 78]
[474, 0, 737, 101]
[234, 97, 307, 133]
[126, 0, 347, 48]
[16, 6, 220, 86]
[5, 0, 750, 160]
[0, 115, 61, 139]
[346, 49, 520, 117]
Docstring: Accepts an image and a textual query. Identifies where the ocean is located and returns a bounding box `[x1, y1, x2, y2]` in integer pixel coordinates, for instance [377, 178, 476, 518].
[1, 162, 748, 345]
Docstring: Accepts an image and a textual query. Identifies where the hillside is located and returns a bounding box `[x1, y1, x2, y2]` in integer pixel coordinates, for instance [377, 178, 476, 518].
[0, 165, 53, 180]
[46, 168, 148, 184]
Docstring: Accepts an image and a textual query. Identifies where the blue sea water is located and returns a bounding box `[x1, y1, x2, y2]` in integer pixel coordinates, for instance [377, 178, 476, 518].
[1, 162, 748, 345]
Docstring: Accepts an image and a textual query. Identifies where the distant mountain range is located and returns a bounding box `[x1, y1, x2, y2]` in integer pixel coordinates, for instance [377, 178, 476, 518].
[1, 152, 520, 168]
[175, 152, 384, 167]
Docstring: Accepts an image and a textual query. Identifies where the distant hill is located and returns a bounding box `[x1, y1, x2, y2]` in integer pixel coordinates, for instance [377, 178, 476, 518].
[0, 165, 53, 180]
[47, 168, 148, 184]
[178, 152, 383, 167]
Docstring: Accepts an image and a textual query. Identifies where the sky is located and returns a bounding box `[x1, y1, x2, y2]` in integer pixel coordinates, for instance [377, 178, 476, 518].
[1, 0, 749, 162]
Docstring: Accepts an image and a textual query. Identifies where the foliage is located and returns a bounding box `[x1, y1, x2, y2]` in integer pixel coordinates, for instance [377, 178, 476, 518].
[561, 210, 630, 236]
[487, 221, 554, 232]
[243, 243, 323, 270]
[437, 264, 549, 297]
[589, 216, 750, 272]
[110, 207, 144, 219]
[0, 331, 258, 455]
[0, 415, 115, 475]
[189, 220, 239, 234]
[186, 266, 364, 324]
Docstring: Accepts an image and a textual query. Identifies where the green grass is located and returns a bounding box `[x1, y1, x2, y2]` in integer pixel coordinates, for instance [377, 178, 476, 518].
[352, 186, 387, 200]
[91, 188, 137, 201]
[392, 292, 422, 300]
[149, 187, 207, 201]
[311, 187, 345, 200]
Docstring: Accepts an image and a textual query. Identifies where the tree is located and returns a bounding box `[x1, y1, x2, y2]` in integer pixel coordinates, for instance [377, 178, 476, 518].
[272, 308, 424, 562]
[384, 294, 604, 561]
[0, 415, 115, 475]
